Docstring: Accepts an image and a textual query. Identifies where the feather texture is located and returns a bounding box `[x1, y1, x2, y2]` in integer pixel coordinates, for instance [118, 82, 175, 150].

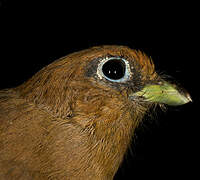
[0, 46, 188, 179]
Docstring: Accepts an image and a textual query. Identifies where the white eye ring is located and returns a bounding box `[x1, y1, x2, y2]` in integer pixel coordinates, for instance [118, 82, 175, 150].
[97, 57, 132, 83]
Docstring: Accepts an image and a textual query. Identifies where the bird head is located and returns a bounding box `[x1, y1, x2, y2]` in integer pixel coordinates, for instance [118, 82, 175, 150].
[17, 45, 191, 121]
[15, 45, 192, 178]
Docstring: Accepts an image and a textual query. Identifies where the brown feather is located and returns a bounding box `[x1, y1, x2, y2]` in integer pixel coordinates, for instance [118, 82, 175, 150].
[0, 46, 156, 179]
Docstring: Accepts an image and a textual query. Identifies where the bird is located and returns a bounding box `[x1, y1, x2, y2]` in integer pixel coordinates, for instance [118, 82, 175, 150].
[0, 45, 191, 180]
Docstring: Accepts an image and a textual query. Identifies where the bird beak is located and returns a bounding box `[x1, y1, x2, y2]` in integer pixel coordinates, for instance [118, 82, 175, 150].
[130, 81, 192, 106]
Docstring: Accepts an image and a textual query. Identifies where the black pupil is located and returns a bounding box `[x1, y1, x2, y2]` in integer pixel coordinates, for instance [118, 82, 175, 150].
[102, 59, 125, 80]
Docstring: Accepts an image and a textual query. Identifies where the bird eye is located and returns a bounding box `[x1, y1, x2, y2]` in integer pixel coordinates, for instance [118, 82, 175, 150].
[102, 59, 125, 80]
[97, 57, 131, 83]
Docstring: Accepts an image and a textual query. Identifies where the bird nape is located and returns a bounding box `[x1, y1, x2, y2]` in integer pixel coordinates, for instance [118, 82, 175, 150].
[0, 45, 191, 180]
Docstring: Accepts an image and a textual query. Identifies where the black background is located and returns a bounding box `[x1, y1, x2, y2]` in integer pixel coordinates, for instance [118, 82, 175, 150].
[0, 1, 199, 179]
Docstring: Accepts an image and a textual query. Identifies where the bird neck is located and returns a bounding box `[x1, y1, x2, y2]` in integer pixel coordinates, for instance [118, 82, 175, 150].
[67, 111, 139, 179]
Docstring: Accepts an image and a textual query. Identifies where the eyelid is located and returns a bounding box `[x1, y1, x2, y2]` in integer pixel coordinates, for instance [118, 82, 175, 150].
[97, 57, 132, 82]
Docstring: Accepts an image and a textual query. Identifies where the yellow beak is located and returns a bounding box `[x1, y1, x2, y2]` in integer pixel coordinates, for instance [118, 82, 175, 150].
[130, 81, 192, 106]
